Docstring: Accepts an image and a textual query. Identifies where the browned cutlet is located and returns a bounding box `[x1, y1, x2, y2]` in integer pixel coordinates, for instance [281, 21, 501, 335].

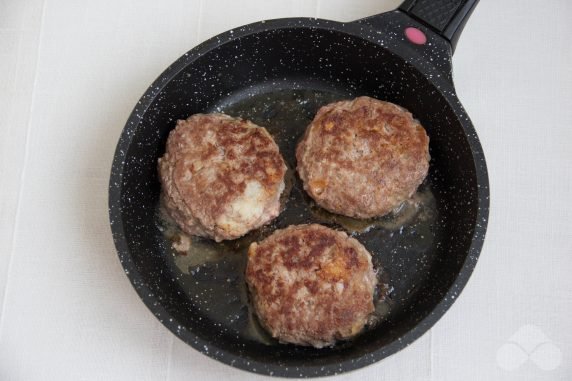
[246, 224, 377, 348]
[297, 96, 430, 218]
[158, 113, 287, 242]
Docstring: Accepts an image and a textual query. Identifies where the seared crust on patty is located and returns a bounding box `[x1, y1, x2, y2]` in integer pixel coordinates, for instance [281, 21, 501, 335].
[158, 113, 287, 242]
[296, 96, 430, 218]
[246, 224, 377, 347]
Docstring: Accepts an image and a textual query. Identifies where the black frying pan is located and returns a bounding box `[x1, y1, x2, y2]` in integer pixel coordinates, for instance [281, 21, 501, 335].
[109, 0, 489, 377]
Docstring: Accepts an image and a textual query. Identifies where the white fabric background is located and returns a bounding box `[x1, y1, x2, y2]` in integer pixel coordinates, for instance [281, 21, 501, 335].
[1, 0, 571, 380]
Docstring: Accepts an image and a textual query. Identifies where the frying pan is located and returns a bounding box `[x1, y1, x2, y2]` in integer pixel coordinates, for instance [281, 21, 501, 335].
[109, 0, 489, 377]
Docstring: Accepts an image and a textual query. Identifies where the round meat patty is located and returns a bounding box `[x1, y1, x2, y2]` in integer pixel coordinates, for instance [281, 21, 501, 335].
[246, 224, 377, 347]
[158, 113, 287, 242]
[296, 96, 430, 218]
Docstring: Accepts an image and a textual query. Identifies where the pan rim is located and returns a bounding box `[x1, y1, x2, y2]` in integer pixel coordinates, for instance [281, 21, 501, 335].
[108, 16, 489, 378]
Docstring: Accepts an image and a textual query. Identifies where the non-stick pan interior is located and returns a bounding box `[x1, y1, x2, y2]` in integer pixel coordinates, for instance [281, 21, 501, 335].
[113, 25, 479, 373]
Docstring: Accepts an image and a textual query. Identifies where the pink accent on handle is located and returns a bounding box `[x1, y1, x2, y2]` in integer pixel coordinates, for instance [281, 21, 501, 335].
[405, 27, 427, 45]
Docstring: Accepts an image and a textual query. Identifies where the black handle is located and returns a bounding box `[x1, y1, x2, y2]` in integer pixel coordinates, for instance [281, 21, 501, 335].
[399, 0, 478, 51]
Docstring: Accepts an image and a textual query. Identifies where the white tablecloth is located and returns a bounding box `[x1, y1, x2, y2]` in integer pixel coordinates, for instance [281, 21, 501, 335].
[1, 0, 571, 380]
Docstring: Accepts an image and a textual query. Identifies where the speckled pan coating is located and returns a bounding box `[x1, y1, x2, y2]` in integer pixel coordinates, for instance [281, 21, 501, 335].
[109, 10, 489, 379]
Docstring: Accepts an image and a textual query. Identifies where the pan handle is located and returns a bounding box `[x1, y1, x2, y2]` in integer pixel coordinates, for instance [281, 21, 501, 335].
[398, 0, 478, 52]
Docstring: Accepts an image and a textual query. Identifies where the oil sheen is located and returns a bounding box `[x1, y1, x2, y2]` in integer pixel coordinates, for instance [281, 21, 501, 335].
[156, 88, 438, 346]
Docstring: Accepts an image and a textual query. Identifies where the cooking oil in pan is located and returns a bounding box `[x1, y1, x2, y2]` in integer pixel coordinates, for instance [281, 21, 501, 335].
[307, 185, 436, 235]
[157, 203, 277, 344]
[156, 88, 438, 346]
